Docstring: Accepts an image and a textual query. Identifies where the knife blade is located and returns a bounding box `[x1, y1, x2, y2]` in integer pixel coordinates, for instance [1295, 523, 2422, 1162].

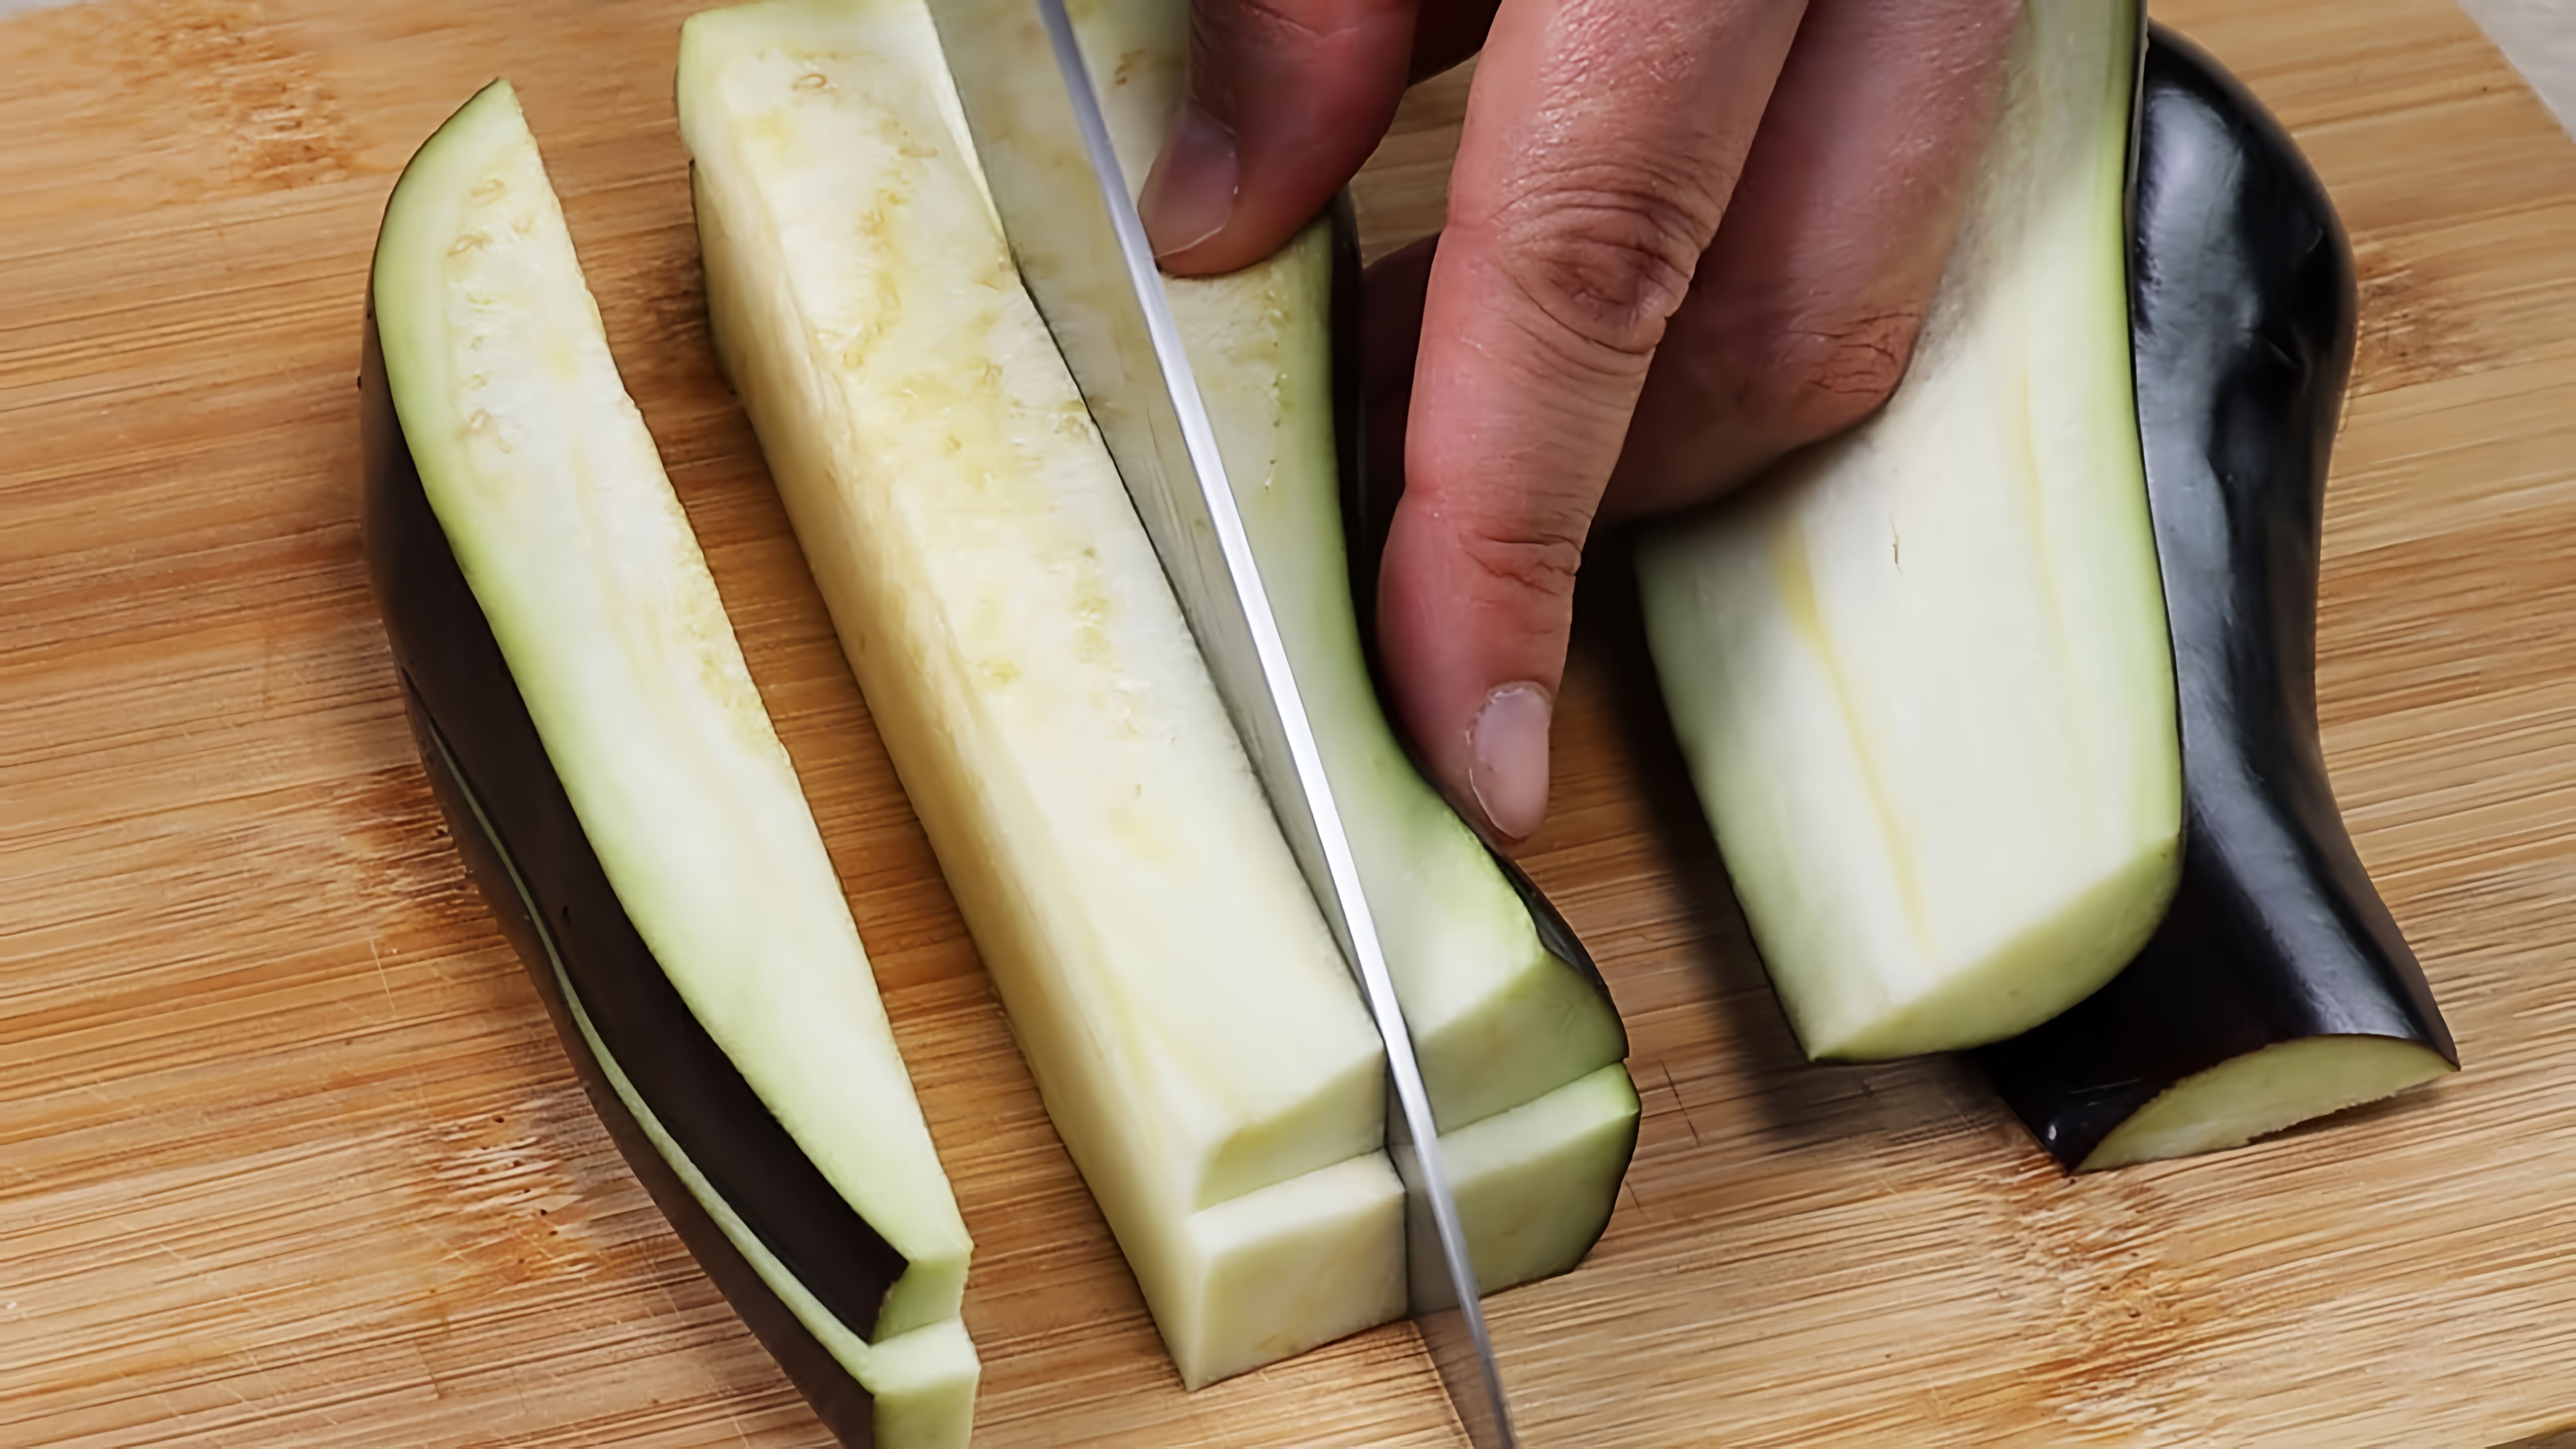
[925, 0, 1517, 1441]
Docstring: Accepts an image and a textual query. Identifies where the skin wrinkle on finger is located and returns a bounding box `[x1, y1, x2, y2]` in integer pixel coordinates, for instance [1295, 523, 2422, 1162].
[1479, 187, 1710, 365]
[1782, 317, 1913, 395]
[1452, 518, 1585, 604]
[1704, 310, 1919, 426]
[1458, 8, 1767, 359]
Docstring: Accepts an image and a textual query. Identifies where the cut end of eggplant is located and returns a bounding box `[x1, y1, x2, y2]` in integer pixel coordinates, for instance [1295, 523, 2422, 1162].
[1445, 1064, 1642, 1293]
[366, 75, 976, 1444]
[2080, 1035, 2454, 1171]
[1973, 26, 2457, 1172]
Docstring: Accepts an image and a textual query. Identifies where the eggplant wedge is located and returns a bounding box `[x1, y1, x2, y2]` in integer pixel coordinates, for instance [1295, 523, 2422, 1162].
[1051, 0, 1638, 1270]
[678, 0, 1633, 1389]
[362, 81, 976, 1444]
[1972, 28, 2458, 1172]
[1635, 0, 2183, 1060]
[1018, 0, 1635, 1142]
[681, 2, 1401, 1388]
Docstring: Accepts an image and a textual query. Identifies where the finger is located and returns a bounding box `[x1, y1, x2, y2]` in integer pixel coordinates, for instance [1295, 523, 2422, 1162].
[1605, 0, 2022, 518]
[1381, 0, 1809, 841]
[1142, 0, 1421, 273]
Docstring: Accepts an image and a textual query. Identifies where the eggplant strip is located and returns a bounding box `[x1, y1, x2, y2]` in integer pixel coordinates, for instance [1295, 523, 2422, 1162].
[1974, 27, 2457, 1172]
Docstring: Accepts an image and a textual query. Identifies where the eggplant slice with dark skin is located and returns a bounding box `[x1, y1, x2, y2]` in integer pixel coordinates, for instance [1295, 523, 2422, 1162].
[362, 317, 897, 1444]
[1973, 27, 2457, 1172]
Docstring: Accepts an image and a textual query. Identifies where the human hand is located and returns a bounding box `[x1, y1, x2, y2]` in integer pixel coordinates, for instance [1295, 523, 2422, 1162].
[1141, 0, 2022, 842]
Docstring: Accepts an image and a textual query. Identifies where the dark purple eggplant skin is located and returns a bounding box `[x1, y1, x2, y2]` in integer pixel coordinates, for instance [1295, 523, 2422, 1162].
[361, 314, 897, 1444]
[1974, 28, 2458, 1169]
[403, 687, 879, 1446]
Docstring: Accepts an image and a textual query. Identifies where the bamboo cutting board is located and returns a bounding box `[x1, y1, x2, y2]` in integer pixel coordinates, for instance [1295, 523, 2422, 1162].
[7, 0, 2576, 1443]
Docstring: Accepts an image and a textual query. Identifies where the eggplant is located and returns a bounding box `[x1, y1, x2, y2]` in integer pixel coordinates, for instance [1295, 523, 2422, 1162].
[677, 0, 1633, 1390]
[684, 1, 1404, 1389]
[1063, 2, 1635, 1141]
[362, 82, 975, 1444]
[1971, 27, 2458, 1172]
[1635, 0, 2185, 1060]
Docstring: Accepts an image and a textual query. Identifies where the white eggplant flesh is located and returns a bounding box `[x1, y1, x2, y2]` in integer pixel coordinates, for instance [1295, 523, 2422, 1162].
[1012, 0, 1634, 1136]
[1443, 1065, 1641, 1294]
[1056, 0, 1640, 1306]
[2083, 1035, 2452, 1171]
[367, 78, 975, 1434]
[1637, 0, 2182, 1061]
[680, 0, 1636, 1388]
[678, 1, 1396, 1388]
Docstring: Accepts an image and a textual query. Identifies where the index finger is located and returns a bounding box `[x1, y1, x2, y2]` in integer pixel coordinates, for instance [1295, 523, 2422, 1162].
[1376, 0, 1808, 837]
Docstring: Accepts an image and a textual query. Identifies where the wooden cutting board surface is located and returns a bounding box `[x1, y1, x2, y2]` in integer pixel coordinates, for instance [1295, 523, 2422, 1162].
[8, 1, 2576, 1444]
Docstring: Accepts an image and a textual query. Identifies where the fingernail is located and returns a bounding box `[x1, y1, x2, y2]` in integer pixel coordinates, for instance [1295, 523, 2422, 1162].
[1139, 101, 1238, 260]
[1469, 683, 1554, 842]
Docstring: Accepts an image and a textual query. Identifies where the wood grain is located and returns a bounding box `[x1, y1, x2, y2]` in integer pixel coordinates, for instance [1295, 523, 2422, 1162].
[5, 1, 2574, 1444]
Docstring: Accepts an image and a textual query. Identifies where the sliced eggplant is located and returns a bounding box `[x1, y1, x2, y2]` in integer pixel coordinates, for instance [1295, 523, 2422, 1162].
[1074, 0, 1644, 1313]
[678, 0, 1634, 1389]
[1635, 0, 2183, 1061]
[1972, 28, 2457, 1172]
[678, 3, 1402, 1389]
[361, 80, 974, 1444]
[1037, 0, 1635, 1140]
[1056, 0, 1640, 1250]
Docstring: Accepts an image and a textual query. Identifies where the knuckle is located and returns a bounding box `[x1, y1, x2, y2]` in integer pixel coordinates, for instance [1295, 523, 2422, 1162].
[1734, 306, 1925, 439]
[1485, 172, 1721, 365]
[1453, 513, 1587, 606]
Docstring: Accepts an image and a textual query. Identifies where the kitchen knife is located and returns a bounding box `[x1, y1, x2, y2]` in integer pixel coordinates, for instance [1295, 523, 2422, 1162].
[924, 0, 1518, 1441]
